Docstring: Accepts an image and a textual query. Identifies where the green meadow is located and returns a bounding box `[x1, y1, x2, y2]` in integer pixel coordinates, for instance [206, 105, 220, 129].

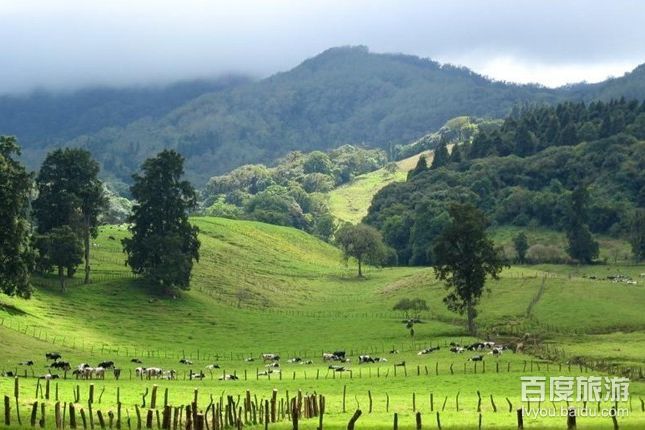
[1, 217, 644, 429]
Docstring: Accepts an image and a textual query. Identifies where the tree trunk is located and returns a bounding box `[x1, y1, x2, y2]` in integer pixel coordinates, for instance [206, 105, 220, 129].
[84, 214, 91, 284]
[466, 302, 476, 335]
[58, 266, 66, 292]
[357, 258, 363, 277]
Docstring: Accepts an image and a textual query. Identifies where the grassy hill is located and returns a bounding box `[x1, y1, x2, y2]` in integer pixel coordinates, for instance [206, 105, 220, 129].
[327, 150, 431, 224]
[0, 217, 644, 428]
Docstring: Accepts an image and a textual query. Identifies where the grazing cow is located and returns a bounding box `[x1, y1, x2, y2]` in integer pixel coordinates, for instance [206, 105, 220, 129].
[261, 353, 280, 362]
[482, 342, 495, 349]
[179, 358, 193, 365]
[98, 361, 115, 369]
[206, 364, 220, 370]
[358, 355, 375, 364]
[258, 370, 273, 376]
[333, 351, 346, 359]
[469, 355, 483, 362]
[162, 370, 177, 380]
[287, 357, 302, 363]
[394, 361, 406, 367]
[146, 368, 164, 378]
[219, 374, 239, 381]
[300, 360, 313, 365]
[19, 360, 34, 366]
[265, 362, 280, 368]
[328, 365, 347, 372]
[131, 358, 143, 364]
[417, 346, 440, 355]
[450, 347, 464, 353]
[3, 371, 15, 377]
[467, 343, 485, 351]
[189, 371, 204, 380]
[490, 348, 503, 356]
[51, 361, 71, 371]
[46, 352, 62, 361]
[39, 374, 60, 380]
[389, 349, 400, 354]
[322, 353, 336, 361]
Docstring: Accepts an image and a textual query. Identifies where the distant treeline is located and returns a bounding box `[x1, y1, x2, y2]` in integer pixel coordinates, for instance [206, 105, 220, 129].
[200, 145, 388, 240]
[366, 99, 645, 265]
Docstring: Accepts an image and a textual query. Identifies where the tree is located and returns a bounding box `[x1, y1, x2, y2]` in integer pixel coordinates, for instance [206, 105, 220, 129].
[122, 150, 201, 294]
[407, 155, 428, 179]
[0, 136, 34, 298]
[38, 226, 83, 292]
[335, 223, 389, 277]
[449, 143, 462, 163]
[432, 204, 506, 335]
[629, 208, 645, 262]
[513, 232, 529, 263]
[33, 148, 107, 284]
[565, 185, 599, 264]
[430, 143, 449, 169]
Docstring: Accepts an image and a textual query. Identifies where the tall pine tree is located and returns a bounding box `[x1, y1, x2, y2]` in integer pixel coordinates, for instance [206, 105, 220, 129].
[431, 142, 449, 169]
[0, 136, 34, 298]
[122, 150, 201, 294]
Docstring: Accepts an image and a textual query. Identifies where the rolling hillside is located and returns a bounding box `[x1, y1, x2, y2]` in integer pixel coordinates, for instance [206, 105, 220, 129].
[327, 150, 431, 224]
[1, 217, 644, 429]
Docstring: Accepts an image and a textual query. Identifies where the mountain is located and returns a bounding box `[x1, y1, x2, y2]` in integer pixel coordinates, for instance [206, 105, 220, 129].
[3, 46, 645, 187]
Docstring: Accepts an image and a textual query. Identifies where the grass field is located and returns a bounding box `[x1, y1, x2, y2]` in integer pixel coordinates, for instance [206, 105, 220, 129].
[327, 151, 432, 224]
[0, 217, 644, 429]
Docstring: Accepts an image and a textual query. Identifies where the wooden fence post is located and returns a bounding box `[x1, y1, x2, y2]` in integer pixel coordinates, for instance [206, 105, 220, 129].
[567, 407, 576, 429]
[517, 408, 524, 430]
[347, 410, 362, 430]
[416, 412, 422, 430]
[393, 412, 398, 430]
[3, 395, 10, 426]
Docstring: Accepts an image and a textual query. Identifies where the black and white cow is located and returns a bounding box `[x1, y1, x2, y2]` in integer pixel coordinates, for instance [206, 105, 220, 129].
[45, 352, 62, 361]
[261, 353, 280, 362]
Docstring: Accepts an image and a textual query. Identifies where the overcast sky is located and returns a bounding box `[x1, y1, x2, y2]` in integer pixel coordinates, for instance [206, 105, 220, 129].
[1, 0, 644, 94]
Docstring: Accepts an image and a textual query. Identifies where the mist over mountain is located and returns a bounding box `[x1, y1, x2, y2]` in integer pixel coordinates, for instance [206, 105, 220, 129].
[2, 46, 644, 188]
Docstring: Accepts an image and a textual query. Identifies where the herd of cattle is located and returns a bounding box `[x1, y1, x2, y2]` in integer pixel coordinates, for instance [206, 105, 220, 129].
[1, 342, 516, 380]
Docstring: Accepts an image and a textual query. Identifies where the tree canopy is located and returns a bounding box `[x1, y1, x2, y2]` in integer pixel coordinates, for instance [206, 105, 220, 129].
[335, 223, 390, 277]
[433, 204, 507, 335]
[122, 150, 201, 294]
[0, 136, 34, 298]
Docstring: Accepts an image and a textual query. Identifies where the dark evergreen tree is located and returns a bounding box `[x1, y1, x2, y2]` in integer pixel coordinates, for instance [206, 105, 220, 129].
[629, 208, 645, 262]
[433, 204, 506, 335]
[33, 148, 107, 283]
[407, 155, 428, 179]
[0, 136, 34, 298]
[513, 232, 529, 263]
[565, 185, 599, 263]
[514, 124, 537, 157]
[430, 143, 449, 169]
[122, 150, 201, 294]
[449, 143, 462, 163]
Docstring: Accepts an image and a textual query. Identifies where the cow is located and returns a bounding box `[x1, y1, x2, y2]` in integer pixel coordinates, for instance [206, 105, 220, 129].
[287, 357, 302, 363]
[146, 368, 164, 378]
[417, 346, 440, 355]
[469, 355, 483, 362]
[206, 364, 220, 370]
[39, 374, 60, 380]
[179, 358, 193, 365]
[162, 370, 177, 380]
[358, 355, 375, 364]
[219, 374, 239, 380]
[51, 361, 71, 371]
[388, 349, 400, 354]
[2, 371, 15, 377]
[265, 362, 280, 368]
[300, 360, 314, 365]
[135, 367, 147, 377]
[131, 358, 143, 364]
[323, 352, 347, 362]
[261, 353, 280, 362]
[19, 360, 34, 366]
[45, 352, 62, 361]
[244, 357, 255, 362]
[328, 365, 347, 372]
[189, 371, 204, 380]
[98, 361, 115, 369]
[258, 370, 273, 376]
[490, 348, 503, 356]
[333, 351, 346, 360]
[467, 343, 485, 351]
[450, 347, 464, 353]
